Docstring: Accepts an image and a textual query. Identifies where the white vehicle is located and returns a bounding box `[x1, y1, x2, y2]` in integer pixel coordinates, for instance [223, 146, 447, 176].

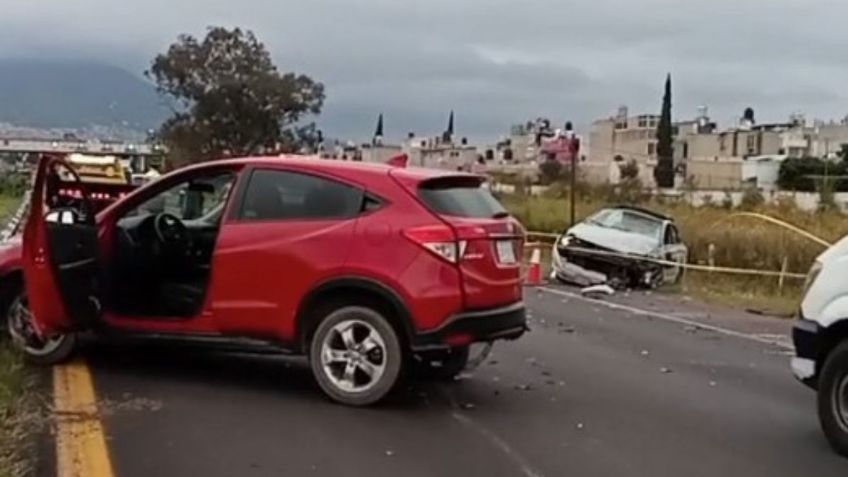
[792, 235, 848, 457]
[551, 206, 688, 289]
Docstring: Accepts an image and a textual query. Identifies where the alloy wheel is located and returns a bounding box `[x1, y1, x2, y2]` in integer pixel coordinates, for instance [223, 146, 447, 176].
[6, 294, 66, 357]
[836, 373, 848, 432]
[320, 319, 387, 393]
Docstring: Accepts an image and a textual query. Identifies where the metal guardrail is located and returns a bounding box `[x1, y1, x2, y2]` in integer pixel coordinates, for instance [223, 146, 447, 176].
[0, 191, 32, 243]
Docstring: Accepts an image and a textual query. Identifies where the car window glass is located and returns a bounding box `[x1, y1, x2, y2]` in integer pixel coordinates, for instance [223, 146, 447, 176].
[665, 225, 680, 244]
[240, 169, 363, 221]
[418, 177, 506, 218]
[126, 173, 234, 221]
[588, 209, 663, 240]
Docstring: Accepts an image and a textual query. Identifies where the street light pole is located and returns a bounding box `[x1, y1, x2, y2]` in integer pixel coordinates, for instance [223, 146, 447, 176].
[565, 121, 580, 228]
[570, 152, 576, 227]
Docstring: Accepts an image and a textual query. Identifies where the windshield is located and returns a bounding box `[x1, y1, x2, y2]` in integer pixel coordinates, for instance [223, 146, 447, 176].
[585, 208, 663, 240]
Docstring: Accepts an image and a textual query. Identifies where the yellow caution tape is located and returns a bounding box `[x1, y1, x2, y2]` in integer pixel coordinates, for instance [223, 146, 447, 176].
[523, 211, 828, 280]
[561, 245, 807, 279]
[710, 212, 832, 248]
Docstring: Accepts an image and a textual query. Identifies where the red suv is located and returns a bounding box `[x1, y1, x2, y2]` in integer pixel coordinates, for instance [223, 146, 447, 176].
[8, 155, 526, 405]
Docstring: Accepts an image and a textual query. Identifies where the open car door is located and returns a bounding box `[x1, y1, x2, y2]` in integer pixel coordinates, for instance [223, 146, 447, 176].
[21, 155, 101, 337]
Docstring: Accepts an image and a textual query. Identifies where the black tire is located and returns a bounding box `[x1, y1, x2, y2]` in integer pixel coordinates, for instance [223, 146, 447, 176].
[309, 305, 402, 406]
[4, 287, 77, 366]
[817, 340, 848, 457]
[413, 346, 470, 381]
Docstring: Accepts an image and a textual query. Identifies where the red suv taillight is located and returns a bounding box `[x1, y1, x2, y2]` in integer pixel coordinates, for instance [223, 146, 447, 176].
[403, 224, 487, 264]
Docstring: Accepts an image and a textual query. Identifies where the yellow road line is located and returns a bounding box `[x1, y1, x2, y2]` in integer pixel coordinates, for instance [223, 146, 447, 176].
[53, 359, 114, 477]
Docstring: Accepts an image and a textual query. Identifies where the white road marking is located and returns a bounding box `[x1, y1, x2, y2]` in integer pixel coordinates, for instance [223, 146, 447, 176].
[438, 388, 545, 477]
[538, 287, 794, 351]
[451, 413, 546, 477]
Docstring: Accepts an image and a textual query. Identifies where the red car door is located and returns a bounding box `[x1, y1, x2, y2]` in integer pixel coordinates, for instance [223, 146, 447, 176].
[207, 167, 362, 341]
[22, 156, 101, 336]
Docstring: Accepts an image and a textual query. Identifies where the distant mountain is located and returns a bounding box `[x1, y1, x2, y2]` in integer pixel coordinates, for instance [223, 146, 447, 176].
[0, 59, 168, 131]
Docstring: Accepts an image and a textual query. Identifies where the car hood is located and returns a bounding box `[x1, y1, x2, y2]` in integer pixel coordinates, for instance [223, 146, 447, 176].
[566, 222, 658, 256]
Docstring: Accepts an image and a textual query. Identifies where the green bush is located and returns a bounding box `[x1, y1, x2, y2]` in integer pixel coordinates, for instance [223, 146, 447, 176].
[0, 175, 27, 197]
[740, 186, 764, 210]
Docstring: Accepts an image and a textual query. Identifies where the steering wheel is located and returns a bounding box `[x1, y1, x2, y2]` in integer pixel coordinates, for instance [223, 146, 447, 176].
[153, 213, 189, 249]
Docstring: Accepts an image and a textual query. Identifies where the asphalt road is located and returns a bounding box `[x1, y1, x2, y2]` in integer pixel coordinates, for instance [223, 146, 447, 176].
[79, 286, 847, 477]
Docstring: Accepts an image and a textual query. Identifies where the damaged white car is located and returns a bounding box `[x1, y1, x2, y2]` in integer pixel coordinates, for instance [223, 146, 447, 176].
[551, 206, 688, 289]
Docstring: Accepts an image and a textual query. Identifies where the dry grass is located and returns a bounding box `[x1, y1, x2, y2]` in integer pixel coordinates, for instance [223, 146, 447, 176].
[0, 195, 39, 477]
[502, 187, 845, 316]
[0, 344, 44, 477]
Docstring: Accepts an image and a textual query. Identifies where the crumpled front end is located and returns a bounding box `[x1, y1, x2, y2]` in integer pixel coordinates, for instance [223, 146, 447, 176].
[552, 235, 663, 289]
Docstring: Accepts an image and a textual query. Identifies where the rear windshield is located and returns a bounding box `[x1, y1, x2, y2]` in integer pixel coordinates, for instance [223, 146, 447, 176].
[418, 177, 507, 218]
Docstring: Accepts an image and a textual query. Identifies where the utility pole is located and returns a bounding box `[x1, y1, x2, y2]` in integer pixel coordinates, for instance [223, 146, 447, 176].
[565, 122, 580, 227]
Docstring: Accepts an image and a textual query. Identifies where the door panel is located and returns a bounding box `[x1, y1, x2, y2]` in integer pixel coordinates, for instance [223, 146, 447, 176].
[208, 220, 356, 340]
[22, 156, 100, 336]
[47, 216, 100, 325]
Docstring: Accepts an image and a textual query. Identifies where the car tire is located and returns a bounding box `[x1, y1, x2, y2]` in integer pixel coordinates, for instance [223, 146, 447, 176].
[413, 346, 470, 381]
[309, 306, 402, 406]
[4, 287, 77, 366]
[817, 340, 848, 457]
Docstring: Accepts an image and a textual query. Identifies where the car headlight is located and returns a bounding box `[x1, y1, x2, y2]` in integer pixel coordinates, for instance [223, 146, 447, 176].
[803, 261, 823, 296]
[559, 234, 573, 247]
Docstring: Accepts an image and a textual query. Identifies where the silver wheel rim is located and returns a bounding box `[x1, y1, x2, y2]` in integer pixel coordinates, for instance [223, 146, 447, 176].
[6, 294, 66, 357]
[837, 373, 848, 431]
[320, 319, 387, 393]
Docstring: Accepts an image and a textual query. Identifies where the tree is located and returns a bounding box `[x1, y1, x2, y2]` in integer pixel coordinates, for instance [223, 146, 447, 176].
[778, 156, 848, 192]
[539, 159, 563, 184]
[617, 159, 643, 203]
[148, 27, 325, 164]
[654, 74, 675, 188]
[619, 159, 639, 180]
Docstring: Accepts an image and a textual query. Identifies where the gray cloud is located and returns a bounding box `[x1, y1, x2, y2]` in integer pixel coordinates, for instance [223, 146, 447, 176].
[2, 0, 847, 142]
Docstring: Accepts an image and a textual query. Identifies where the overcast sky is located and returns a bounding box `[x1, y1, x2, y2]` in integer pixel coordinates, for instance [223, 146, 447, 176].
[2, 0, 847, 142]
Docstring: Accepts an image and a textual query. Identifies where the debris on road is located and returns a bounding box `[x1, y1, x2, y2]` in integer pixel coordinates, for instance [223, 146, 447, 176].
[461, 403, 476, 410]
[514, 384, 533, 391]
[640, 350, 650, 357]
[581, 284, 615, 298]
[576, 423, 585, 430]
[660, 367, 673, 374]
[385, 450, 395, 457]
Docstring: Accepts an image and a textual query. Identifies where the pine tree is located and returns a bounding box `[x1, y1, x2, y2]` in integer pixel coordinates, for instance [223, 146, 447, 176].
[654, 74, 675, 188]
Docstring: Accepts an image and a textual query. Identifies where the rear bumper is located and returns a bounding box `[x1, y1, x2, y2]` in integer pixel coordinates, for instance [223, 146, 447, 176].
[411, 302, 527, 351]
[792, 317, 824, 389]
